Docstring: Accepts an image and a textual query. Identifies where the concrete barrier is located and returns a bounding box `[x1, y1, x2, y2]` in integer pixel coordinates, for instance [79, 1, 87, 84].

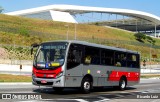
[141, 65, 160, 69]
[141, 68, 160, 74]
[0, 64, 160, 74]
[0, 64, 32, 72]
[0, 59, 32, 65]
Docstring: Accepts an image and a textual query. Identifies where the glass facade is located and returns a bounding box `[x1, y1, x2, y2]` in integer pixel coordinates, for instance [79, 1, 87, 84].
[22, 11, 53, 20]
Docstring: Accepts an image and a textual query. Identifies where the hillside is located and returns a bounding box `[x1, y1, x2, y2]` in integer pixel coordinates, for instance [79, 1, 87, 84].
[0, 14, 160, 61]
[0, 14, 136, 45]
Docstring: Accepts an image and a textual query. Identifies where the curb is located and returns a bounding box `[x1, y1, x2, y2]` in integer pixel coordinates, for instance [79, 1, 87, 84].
[0, 82, 32, 85]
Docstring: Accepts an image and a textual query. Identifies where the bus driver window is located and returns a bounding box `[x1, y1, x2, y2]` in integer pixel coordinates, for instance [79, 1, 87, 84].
[67, 44, 82, 69]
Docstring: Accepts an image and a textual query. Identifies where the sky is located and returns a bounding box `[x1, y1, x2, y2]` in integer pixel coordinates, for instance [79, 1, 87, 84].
[0, 0, 160, 17]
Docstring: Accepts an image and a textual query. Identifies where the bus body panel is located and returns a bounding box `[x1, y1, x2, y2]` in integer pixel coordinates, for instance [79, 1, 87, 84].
[64, 62, 140, 88]
[65, 64, 83, 87]
[82, 64, 140, 87]
[32, 40, 140, 90]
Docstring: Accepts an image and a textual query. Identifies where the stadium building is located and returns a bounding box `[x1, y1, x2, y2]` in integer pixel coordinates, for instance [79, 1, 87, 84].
[5, 4, 160, 37]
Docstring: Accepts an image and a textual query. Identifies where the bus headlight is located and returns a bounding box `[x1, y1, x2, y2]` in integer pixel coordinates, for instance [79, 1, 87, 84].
[56, 71, 63, 78]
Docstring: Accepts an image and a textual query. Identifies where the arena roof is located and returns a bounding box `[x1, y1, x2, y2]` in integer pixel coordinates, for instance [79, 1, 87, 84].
[5, 4, 160, 24]
[5, 4, 160, 37]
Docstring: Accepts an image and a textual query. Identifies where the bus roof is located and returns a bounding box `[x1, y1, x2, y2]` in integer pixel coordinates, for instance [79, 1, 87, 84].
[41, 40, 139, 54]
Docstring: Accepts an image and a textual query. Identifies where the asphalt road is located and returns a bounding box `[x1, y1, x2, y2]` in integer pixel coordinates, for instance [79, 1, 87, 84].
[0, 79, 160, 102]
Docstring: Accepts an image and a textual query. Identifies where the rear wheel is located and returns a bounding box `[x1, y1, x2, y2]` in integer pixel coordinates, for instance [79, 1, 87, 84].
[81, 78, 92, 93]
[119, 77, 127, 90]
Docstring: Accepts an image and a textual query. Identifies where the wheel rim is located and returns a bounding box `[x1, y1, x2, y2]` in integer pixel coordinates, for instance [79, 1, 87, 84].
[84, 81, 90, 90]
[121, 80, 126, 89]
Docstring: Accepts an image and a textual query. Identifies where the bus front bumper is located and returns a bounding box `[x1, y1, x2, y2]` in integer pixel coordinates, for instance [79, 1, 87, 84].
[32, 74, 65, 87]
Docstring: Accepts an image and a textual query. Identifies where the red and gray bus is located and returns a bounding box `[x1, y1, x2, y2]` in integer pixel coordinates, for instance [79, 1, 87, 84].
[32, 40, 140, 93]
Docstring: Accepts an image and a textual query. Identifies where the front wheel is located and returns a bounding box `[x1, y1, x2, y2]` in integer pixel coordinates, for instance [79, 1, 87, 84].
[81, 78, 92, 94]
[119, 77, 127, 90]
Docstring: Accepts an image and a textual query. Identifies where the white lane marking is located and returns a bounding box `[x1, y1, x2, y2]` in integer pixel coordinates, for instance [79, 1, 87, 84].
[25, 99, 89, 102]
[94, 99, 110, 102]
[93, 96, 110, 102]
[0, 83, 32, 85]
[75, 99, 89, 102]
[141, 91, 149, 93]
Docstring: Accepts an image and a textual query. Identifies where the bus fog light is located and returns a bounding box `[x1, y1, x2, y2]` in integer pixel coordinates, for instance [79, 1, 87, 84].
[56, 80, 61, 83]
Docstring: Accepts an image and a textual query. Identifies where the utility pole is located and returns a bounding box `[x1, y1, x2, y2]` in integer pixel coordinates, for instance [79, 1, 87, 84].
[74, 23, 77, 40]
[65, 25, 69, 40]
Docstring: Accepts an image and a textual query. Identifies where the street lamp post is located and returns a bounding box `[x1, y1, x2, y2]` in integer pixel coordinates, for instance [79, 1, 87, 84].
[149, 44, 152, 72]
[65, 25, 69, 40]
[74, 23, 77, 40]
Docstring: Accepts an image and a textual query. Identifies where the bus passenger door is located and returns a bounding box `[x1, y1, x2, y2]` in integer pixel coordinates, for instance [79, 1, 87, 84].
[65, 44, 83, 87]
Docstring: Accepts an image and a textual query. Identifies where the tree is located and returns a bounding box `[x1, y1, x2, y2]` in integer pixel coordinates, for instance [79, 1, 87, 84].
[0, 6, 4, 13]
[134, 32, 146, 42]
[134, 32, 156, 45]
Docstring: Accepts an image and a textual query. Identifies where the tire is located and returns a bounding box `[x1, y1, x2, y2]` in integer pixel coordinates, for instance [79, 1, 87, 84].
[53, 87, 63, 92]
[119, 77, 127, 91]
[81, 78, 92, 94]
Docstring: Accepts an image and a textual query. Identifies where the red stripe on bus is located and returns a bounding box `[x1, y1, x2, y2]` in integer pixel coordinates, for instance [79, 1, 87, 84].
[108, 71, 140, 81]
[33, 67, 62, 78]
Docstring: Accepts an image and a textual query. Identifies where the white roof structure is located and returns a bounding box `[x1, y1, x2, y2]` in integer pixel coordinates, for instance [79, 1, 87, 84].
[5, 4, 160, 24]
[5, 4, 160, 37]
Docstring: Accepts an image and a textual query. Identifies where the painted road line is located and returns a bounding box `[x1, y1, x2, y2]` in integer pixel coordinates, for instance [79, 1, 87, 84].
[0, 83, 32, 85]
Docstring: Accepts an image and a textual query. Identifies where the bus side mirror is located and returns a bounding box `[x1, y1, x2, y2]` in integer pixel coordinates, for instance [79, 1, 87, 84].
[31, 47, 33, 55]
[31, 43, 39, 55]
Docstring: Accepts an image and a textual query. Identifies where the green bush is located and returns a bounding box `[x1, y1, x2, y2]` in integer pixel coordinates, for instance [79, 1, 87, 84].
[134, 32, 146, 42]
[3, 46, 33, 60]
[134, 32, 156, 45]
[19, 27, 29, 37]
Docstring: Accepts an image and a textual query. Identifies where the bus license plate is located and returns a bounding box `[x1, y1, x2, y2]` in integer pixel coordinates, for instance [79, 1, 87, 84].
[41, 80, 47, 83]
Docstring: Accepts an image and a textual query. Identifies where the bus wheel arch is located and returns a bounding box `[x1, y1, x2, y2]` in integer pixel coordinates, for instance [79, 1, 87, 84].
[119, 75, 127, 90]
[81, 74, 93, 93]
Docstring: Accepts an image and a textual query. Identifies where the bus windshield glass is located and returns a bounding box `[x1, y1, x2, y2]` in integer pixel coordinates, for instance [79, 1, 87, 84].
[35, 42, 68, 68]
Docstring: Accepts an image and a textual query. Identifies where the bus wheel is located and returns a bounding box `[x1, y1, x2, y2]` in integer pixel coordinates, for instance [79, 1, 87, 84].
[53, 87, 63, 92]
[119, 77, 126, 91]
[81, 78, 92, 94]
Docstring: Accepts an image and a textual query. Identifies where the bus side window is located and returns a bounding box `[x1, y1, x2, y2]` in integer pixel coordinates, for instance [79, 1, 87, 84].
[127, 54, 139, 68]
[67, 44, 82, 69]
[101, 49, 114, 66]
[115, 51, 126, 67]
[84, 46, 100, 65]
[84, 55, 91, 64]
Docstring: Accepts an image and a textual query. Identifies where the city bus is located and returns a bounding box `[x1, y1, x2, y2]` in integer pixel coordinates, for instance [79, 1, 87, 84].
[31, 40, 140, 93]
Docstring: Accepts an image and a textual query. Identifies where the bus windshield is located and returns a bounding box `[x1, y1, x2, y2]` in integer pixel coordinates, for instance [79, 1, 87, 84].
[35, 42, 68, 69]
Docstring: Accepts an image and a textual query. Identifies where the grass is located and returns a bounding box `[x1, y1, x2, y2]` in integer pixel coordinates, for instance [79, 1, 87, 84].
[141, 74, 160, 78]
[0, 14, 160, 59]
[0, 73, 159, 82]
[0, 74, 31, 82]
[0, 14, 136, 44]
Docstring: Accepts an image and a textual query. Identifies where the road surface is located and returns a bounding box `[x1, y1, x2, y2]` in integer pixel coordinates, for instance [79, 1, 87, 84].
[0, 79, 160, 102]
